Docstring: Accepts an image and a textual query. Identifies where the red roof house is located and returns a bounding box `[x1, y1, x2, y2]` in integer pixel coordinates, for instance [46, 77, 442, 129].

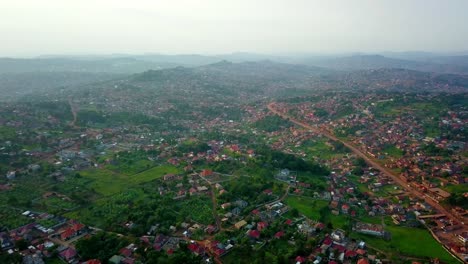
[248, 230, 260, 239]
[59, 247, 77, 261]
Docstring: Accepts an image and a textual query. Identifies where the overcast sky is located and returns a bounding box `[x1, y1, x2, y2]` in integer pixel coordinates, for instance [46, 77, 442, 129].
[1, 0, 468, 56]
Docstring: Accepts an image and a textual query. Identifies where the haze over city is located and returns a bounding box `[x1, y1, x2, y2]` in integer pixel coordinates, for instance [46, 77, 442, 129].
[1, 0, 468, 56]
[0, 1, 467, 264]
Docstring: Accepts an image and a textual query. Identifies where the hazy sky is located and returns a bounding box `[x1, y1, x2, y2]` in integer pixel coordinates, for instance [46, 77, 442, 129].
[1, 0, 468, 56]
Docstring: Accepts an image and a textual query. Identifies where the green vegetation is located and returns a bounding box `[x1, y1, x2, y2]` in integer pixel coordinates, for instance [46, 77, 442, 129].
[76, 231, 128, 262]
[80, 165, 179, 196]
[178, 197, 214, 225]
[444, 184, 468, 194]
[383, 145, 404, 158]
[36, 218, 61, 228]
[177, 140, 210, 154]
[302, 138, 336, 159]
[350, 225, 456, 263]
[0, 207, 32, 230]
[285, 196, 328, 220]
[254, 115, 293, 132]
[38, 196, 79, 211]
[0, 126, 16, 141]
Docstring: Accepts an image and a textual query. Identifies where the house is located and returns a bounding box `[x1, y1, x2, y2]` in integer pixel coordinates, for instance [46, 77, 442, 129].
[205, 225, 217, 234]
[345, 250, 358, 259]
[234, 220, 247, 229]
[221, 203, 231, 209]
[208, 241, 226, 257]
[295, 255, 306, 264]
[357, 258, 369, 264]
[274, 231, 285, 239]
[341, 204, 350, 214]
[187, 242, 205, 256]
[153, 235, 169, 251]
[231, 207, 241, 216]
[278, 169, 290, 179]
[263, 189, 273, 196]
[84, 259, 101, 264]
[248, 230, 260, 239]
[23, 254, 45, 264]
[354, 222, 385, 237]
[458, 232, 468, 245]
[6, 171, 16, 180]
[315, 222, 325, 230]
[59, 247, 77, 262]
[163, 174, 177, 181]
[189, 187, 197, 195]
[201, 169, 213, 177]
[257, 222, 268, 232]
[0, 233, 14, 250]
[60, 222, 86, 241]
[234, 199, 248, 208]
[109, 255, 124, 264]
[119, 247, 133, 258]
[122, 258, 135, 264]
[331, 229, 346, 244]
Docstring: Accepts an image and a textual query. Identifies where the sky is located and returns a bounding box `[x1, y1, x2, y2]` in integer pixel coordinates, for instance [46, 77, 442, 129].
[1, 0, 468, 57]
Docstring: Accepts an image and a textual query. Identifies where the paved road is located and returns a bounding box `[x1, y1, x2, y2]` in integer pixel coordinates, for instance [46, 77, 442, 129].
[68, 98, 78, 128]
[267, 102, 465, 228]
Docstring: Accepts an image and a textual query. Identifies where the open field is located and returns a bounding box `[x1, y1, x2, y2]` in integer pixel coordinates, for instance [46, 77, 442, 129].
[38, 196, 79, 210]
[80, 165, 180, 196]
[443, 184, 468, 195]
[350, 225, 457, 263]
[105, 159, 154, 175]
[302, 139, 335, 159]
[285, 196, 329, 220]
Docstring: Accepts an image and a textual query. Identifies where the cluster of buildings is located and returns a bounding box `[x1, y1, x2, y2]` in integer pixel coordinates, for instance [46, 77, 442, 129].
[0, 210, 92, 264]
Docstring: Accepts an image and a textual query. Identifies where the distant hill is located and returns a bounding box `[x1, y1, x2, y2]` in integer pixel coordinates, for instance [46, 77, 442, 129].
[0, 72, 122, 100]
[0, 57, 179, 74]
[5, 53, 468, 75]
[134, 60, 330, 84]
[299, 55, 468, 75]
[423, 55, 468, 67]
[5, 60, 468, 104]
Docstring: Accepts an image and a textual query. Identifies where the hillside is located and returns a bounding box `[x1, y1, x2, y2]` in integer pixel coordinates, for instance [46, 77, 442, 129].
[302, 55, 468, 74]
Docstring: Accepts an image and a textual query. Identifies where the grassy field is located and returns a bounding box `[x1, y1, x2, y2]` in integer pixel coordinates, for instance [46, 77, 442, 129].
[383, 145, 404, 158]
[105, 159, 154, 175]
[80, 165, 180, 196]
[348, 175, 371, 193]
[350, 225, 457, 263]
[39, 196, 79, 210]
[296, 171, 327, 190]
[301, 138, 342, 159]
[443, 184, 468, 195]
[285, 196, 329, 220]
[129, 165, 180, 184]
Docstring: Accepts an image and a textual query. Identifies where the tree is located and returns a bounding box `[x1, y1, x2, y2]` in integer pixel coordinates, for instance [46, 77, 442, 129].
[354, 157, 367, 168]
[15, 239, 28, 250]
[290, 208, 300, 217]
